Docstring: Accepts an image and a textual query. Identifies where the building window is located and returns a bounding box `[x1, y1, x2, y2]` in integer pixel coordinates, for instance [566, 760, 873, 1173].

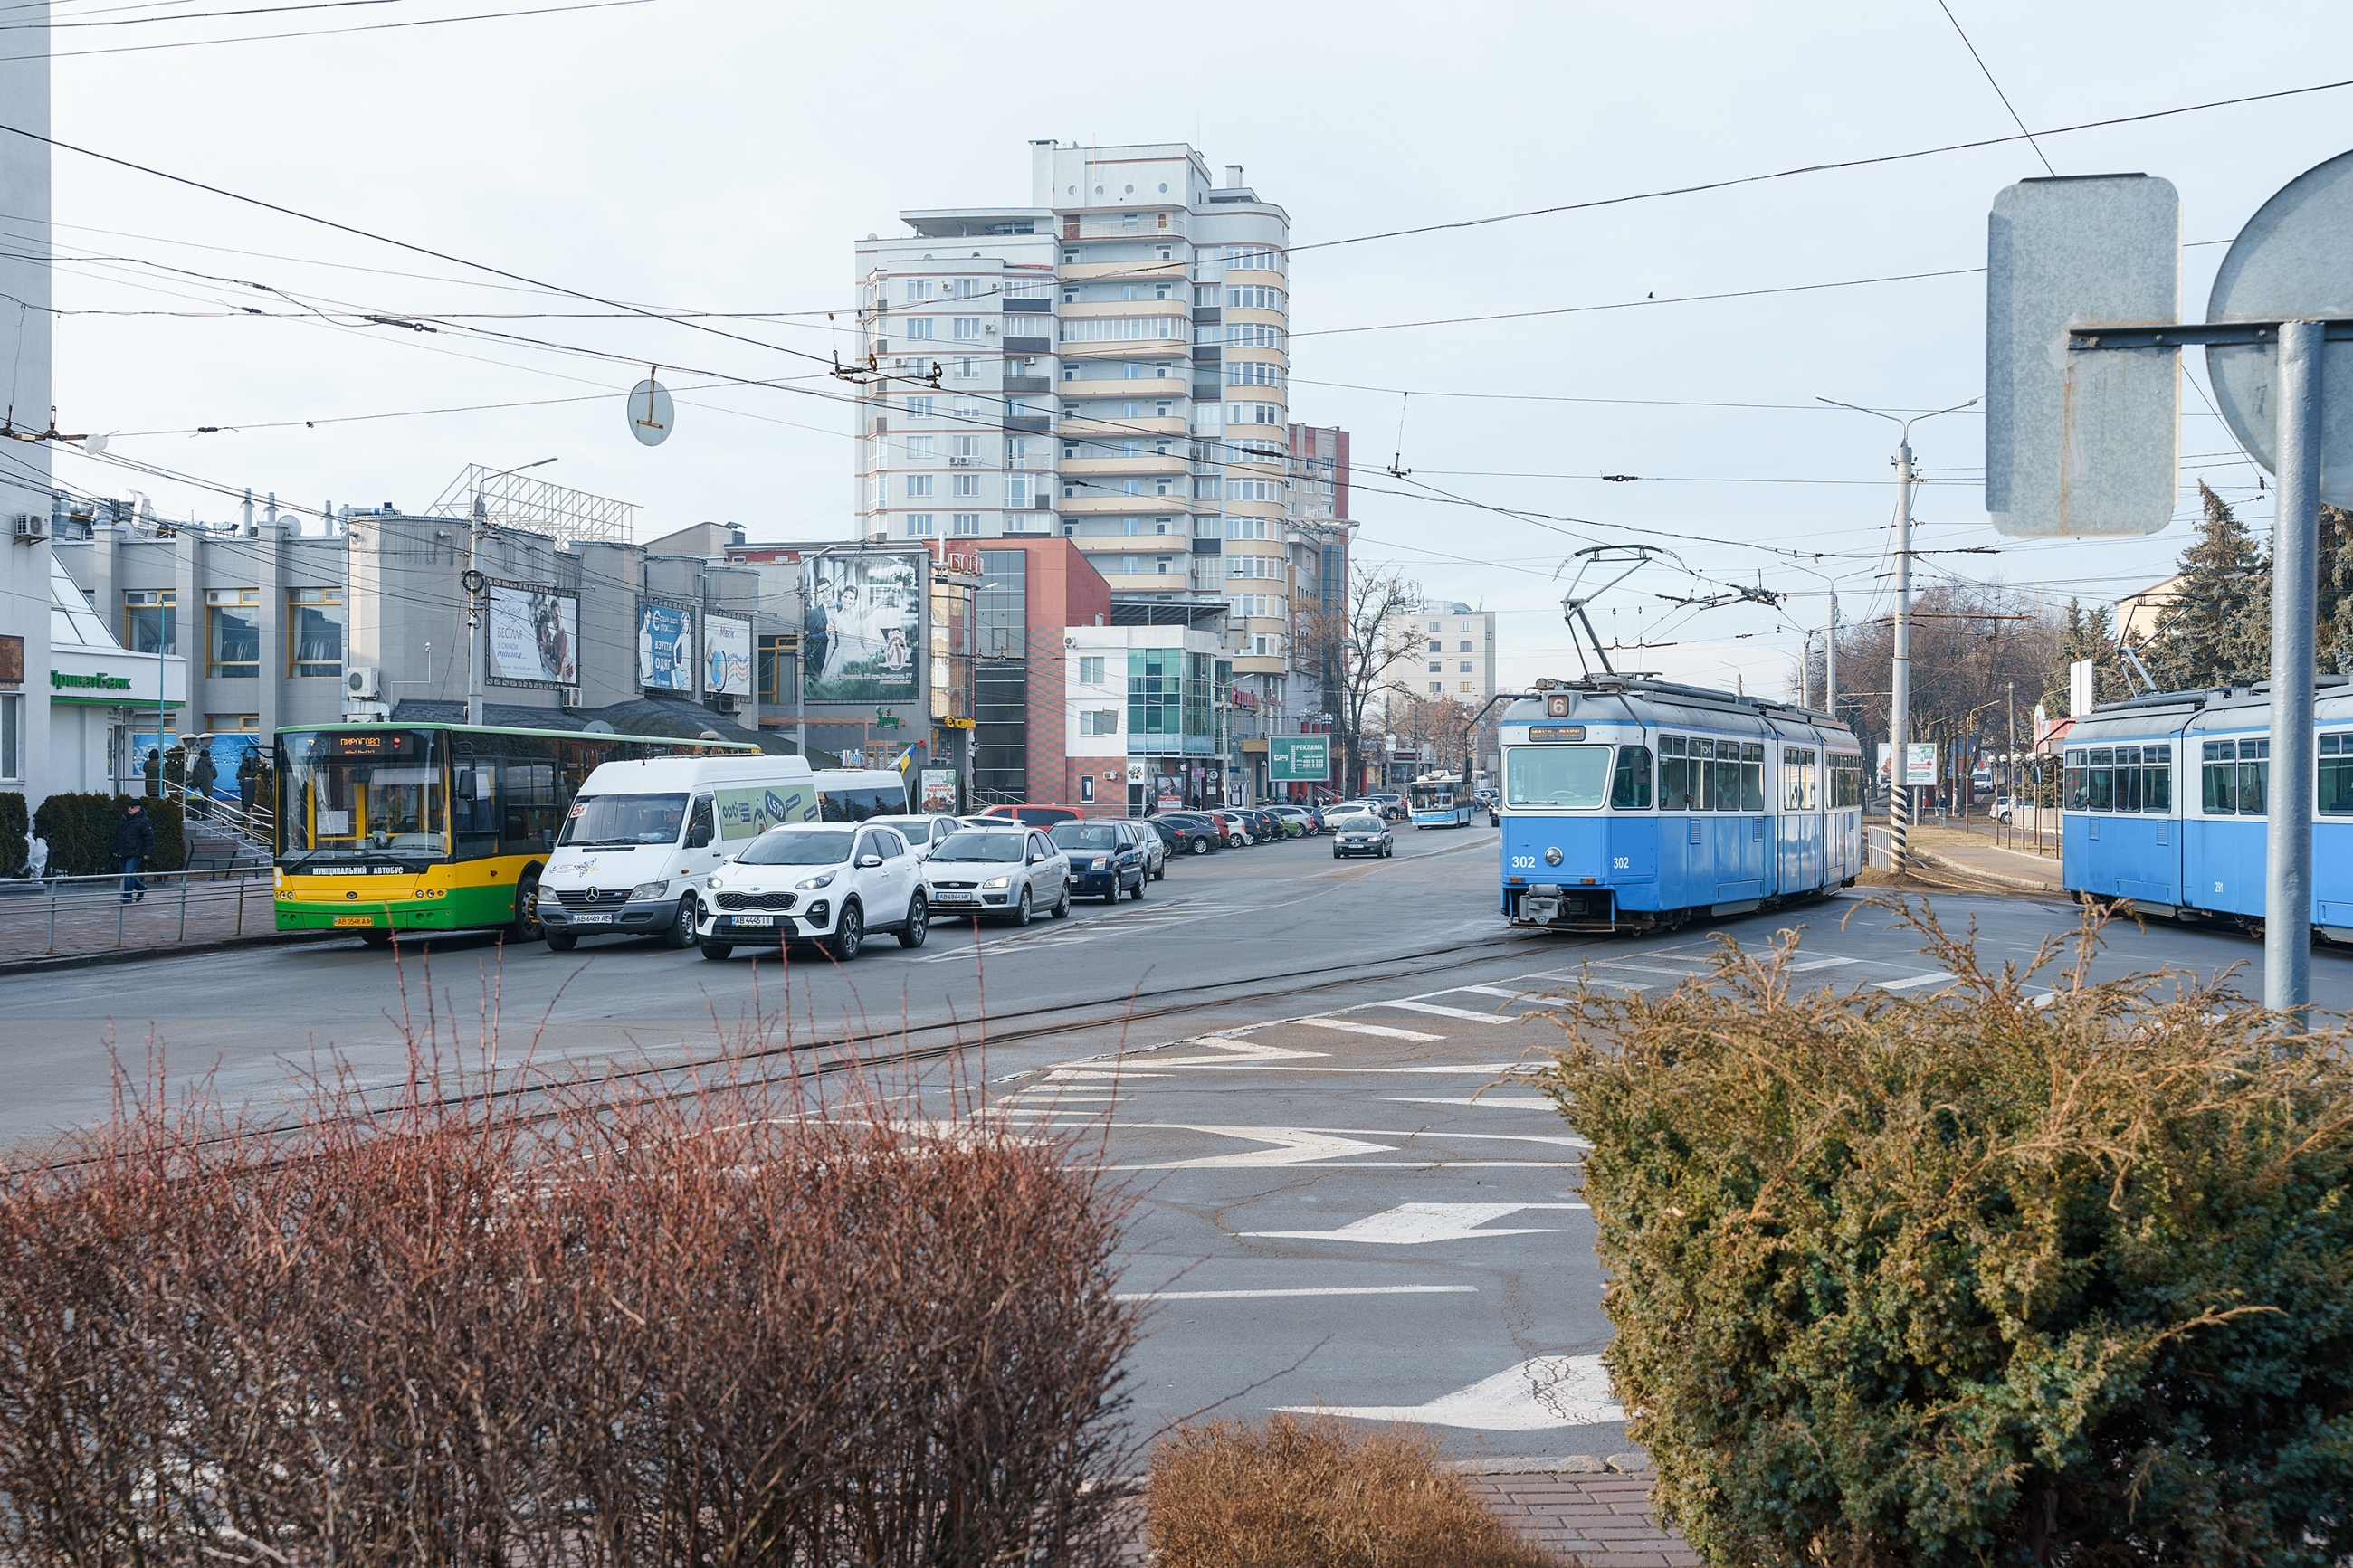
[1428, 661, 1441, 672]
[1079, 655, 1105, 685]
[206, 588, 261, 679]
[1458, 661, 1472, 674]
[206, 713, 261, 732]
[906, 435, 935, 460]
[0, 691, 19, 783]
[758, 634, 795, 706]
[1460, 682, 1472, 694]
[1427, 640, 1442, 651]
[907, 474, 934, 497]
[123, 590, 176, 655]
[953, 357, 976, 379]
[953, 318, 981, 339]
[288, 586, 344, 677]
[905, 318, 934, 340]
[1080, 774, 1095, 803]
[1005, 475, 1034, 507]
[1119, 556, 1139, 575]
[953, 473, 980, 498]
[908, 514, 936, 536]
[904, 280, 932, 302]
[1079, 709, 1119, 736]
[952, 434, 980, 461]
[906, 396, 933, 416]
[952, 513, 981, 536]
[1430, 682, 1441, 695]
[1459, 641, 1472, 651]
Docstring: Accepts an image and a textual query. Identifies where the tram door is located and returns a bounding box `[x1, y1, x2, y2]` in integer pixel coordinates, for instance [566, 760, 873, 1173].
[1777, 745, 1823, 894]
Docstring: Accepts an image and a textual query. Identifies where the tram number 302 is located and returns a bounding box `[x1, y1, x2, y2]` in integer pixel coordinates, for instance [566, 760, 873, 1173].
[1511, 856, 1536, 870]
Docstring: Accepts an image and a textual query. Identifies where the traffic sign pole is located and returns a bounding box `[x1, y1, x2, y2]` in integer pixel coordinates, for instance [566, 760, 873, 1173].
[2266, 318, 2322, 1022]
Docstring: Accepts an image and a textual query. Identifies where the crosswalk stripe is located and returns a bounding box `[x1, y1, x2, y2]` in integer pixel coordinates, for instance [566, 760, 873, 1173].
[1455, 984, 1578, 1004]
[1875, 971, 1956, 991]
[1784, 955, 1857, 973]
[1380, 1001, 1523, 1023]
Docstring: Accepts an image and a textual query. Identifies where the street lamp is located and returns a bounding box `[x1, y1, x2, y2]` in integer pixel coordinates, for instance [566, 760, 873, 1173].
[465, 458, 557, 727]
[1817, 396, 1976, 873]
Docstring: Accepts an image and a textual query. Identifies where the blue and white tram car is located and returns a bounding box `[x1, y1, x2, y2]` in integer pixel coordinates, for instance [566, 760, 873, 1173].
[1499, 678, 1865, 933]
[2062, 679, 2353, 940]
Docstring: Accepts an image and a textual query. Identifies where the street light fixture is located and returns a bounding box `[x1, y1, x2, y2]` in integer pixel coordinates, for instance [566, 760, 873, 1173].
[465, 457, 557, 727]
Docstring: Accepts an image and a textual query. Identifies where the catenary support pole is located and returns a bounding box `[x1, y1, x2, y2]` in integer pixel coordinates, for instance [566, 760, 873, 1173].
[466, 492, 486, 727]
[1825, 589, 1838, 719]
[1890, 435, 1916, 874]
[2266, 318, 2321, 1022]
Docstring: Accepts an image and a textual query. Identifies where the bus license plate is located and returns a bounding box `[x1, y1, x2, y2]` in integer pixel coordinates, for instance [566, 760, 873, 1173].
[729, 915, 775, 927]
[572, 913, 614, 925]
[332, 917, 375, 927]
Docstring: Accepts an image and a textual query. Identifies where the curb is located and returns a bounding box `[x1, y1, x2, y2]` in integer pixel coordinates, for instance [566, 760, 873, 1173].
[1448, 1453, 1652, 1476]
[0, 928, 345, 979]
[1907, 849, 2065, 897]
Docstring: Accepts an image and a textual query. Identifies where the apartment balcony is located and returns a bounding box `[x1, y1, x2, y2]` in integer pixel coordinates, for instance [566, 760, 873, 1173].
[1058, 259, 1188, 281]
[1058, 488, 1186, 514]
[1002, 415, 1053, 434]
[1004, 375, 1053, 394]
[1059, 375, 1189, 401]
[1002, 336, 1053, 355]
[1058, 414, 1188, 438]
[1059, 337, 1186, 364]
[1061, 455, 1186, 478]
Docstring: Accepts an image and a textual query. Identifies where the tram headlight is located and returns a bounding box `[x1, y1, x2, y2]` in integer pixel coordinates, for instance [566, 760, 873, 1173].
[1544, 846, 1564, 866]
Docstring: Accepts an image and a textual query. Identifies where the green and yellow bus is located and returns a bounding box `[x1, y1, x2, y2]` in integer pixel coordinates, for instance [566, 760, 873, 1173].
[274, 722, 757, 945]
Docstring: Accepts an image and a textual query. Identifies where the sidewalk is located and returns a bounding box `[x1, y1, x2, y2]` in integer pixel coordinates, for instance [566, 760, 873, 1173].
[1906, 825, 2065, 895]
[1462, 1464, 1697, 1567]
[0, 872, 303, 966]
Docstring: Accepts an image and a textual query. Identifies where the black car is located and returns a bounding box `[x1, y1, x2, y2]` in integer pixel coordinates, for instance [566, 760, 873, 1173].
[1242, 806, 1286, 843]
[1149, 813, 1222, 856]
[1049, 819, 1149, 902]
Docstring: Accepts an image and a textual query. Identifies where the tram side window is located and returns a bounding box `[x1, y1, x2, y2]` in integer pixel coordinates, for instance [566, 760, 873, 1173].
[1829, 752, 1862, 808]
[1609, 746, 1654, 810]
[1690, 737, 1717, 809]
[2065, 748, 2087, 811]
[2144, 745, 2171, 812]
[2202, 738, 2268, 815]
[2323, 734, 2353, 815]
[1658, 735, 1693, 809]
[1739, 743, 1766, 812]
[1782, 746, 1817, 811]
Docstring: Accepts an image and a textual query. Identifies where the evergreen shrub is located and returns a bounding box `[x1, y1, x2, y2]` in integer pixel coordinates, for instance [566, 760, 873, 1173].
[29, 793, 184, 877]
[0, 791, 25, 876]
[1546, 903, 2353, 1567]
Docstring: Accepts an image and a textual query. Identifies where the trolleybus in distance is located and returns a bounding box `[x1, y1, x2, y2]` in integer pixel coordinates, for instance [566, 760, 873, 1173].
[1499, 677, 1863, 934]
[273, 722, 757, 946]
[1408, 772, 1477, 829]
[2059, 677, 2353, 943]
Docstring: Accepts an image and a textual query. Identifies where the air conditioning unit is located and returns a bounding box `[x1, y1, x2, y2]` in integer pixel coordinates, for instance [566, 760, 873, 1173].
[345, 666, 380, 699]
[949, 455, 978, 467]
[11, 512, 46, 543]
[562, 688, 583, 708]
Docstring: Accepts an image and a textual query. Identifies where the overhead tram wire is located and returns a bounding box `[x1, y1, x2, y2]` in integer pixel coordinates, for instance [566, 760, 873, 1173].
[0, 0, 654, 59]
[2, 0, 469, 30]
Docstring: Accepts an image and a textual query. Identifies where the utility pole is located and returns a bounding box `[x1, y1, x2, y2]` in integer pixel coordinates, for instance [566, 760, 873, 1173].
[1825, 589, 1838, 719]
[463, 458, 557, 727]
[1819, 396, 1977, 875]
[1798, 631, 1812, 710]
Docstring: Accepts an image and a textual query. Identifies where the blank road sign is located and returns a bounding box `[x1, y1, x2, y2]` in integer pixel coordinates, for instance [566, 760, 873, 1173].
[2205, 147, 2353, 506]
[1986, 174, 2179, 537]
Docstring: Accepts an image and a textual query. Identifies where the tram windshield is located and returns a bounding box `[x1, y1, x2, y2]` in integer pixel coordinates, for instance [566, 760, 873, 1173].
[1506, 745, 1612, 809]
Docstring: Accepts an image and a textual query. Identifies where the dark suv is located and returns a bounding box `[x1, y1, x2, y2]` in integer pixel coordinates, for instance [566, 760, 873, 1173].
[1148, 813, 1222, 856]
[1050, 819, 1149, 901]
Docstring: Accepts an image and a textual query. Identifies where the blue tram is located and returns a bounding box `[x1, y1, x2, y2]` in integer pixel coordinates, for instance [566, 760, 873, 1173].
[1499, 678, 1864, 933]
[2061, 679, 2353, 940]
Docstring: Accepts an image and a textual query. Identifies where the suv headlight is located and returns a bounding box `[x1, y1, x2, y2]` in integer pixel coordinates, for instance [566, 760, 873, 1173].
[795, 870, 837, 890]
[1088, 856, 1109, 870]
[982, 875, 1013, 889]
[706, 873, 725, 890]
[628, 879, 670, 902]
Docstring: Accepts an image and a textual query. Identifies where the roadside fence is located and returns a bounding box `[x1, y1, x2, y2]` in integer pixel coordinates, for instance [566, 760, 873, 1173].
[0, 865, 277, 963]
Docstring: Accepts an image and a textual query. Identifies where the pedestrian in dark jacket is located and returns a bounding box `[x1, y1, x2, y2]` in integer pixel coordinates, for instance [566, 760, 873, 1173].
[236, 749, 259, 813]
[114, 801, 156, 902]
[142, 746, 161, 799]
[188, 746, 217, 819]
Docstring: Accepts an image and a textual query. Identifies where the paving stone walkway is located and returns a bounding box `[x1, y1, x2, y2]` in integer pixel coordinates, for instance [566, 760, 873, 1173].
[1462, 1467, 1698, 1566]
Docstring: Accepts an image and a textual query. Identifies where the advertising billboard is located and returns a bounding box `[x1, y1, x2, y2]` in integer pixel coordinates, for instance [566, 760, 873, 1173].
[919, 767, 958, 813]
[705, 613, 753, 698]
[1268, 735, 1329, 782]
[803, 553, 920, 703]
[1876, 742, 1939, 789]
[639, 602, 694, 693]
[486, 584, 577, 687]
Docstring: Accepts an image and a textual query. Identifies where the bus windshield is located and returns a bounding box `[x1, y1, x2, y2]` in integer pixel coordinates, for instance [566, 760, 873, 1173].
[1409, 780, 1463, 811]
[1507, 745, 1612, 809]
[280, 729, 446, 859]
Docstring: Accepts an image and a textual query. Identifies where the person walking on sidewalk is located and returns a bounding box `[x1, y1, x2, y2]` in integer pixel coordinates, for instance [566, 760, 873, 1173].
[188, 745, 217, 820]
[236, 748, 259, 814]
[115, 800, 155, 903]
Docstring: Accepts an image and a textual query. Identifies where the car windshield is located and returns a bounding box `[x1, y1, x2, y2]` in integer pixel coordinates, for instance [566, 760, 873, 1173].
[559, 792, 688, 847]
[932, 832, 1025, 862]
[1052, 823, 1120, 851]
[738, 829, 854, 866]
[1333, 814, 1381, 831]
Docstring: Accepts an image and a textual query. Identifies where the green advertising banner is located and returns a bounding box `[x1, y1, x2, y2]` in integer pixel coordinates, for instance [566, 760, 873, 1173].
[715, 783, 815, 841]
[1268, 735, 1329, 783]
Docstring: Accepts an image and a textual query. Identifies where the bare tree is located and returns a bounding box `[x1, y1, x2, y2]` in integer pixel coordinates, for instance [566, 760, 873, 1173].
[1834, 583, 2059, 798]
[1295, 567, 1422, 796]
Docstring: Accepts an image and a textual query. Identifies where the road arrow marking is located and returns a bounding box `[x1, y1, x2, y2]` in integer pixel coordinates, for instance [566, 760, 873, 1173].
[1295, 1018, 1444, 1041]
[1244, 1201, 1587, 1245]
[1283, 1354, 1623, 1430]
[1131, 1126, 1398, 1168]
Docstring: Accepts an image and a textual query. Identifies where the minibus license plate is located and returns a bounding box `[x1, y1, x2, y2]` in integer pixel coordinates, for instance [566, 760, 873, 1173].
[572, 912, 614, 925]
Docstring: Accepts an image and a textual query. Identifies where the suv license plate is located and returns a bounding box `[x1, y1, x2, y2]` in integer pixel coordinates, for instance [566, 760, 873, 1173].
[572, 912, 614, 925]
[729, 914, 775, 927]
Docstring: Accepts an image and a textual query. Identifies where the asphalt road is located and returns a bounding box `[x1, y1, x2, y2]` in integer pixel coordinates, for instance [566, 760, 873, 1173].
[6, 822, 2350, 1460]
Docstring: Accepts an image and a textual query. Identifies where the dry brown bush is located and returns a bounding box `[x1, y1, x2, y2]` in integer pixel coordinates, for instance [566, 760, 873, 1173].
[1146, 1414, 1568, 1568]
[0, 1032, 1137, 1567]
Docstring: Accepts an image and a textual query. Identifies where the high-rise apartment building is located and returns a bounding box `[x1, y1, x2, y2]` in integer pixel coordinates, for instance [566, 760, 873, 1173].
[853, 144, 1315, 727]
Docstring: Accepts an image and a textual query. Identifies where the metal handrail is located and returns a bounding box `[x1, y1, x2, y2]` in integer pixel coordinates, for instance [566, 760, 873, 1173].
[1, 862, 273, 956]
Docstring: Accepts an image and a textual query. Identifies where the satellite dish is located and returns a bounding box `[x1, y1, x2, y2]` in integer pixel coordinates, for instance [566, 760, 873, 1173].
[626, 375, 674, 447]
[2205, 147, 2353, 503]
[581, 719, 616, 734]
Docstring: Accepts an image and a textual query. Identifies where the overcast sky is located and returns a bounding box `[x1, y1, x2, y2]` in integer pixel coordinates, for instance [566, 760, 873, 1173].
[22, 0, 2353, 698]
